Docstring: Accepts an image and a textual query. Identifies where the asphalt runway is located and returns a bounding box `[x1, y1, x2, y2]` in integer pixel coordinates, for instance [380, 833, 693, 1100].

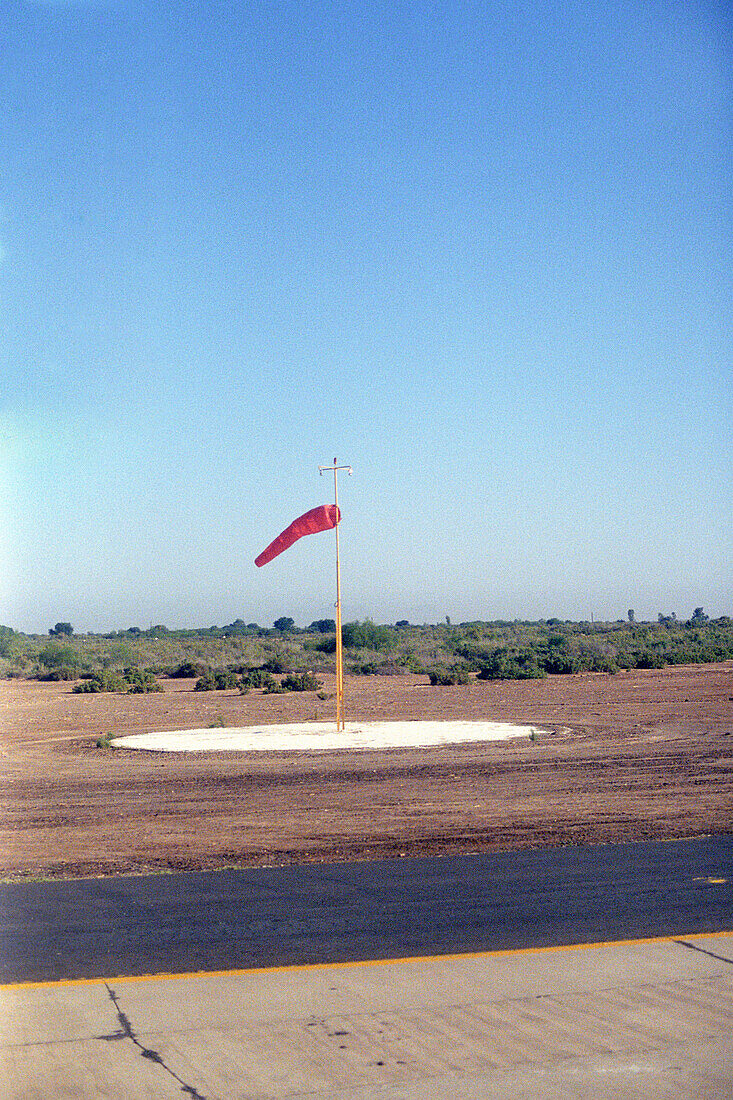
[1, 836, 731, 984]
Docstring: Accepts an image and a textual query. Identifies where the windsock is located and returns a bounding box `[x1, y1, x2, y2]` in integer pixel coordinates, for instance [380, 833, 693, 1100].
[255, 504, 340, 567]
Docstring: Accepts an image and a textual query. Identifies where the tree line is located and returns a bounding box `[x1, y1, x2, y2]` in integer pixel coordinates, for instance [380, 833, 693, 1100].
[0, 611, 730, 688]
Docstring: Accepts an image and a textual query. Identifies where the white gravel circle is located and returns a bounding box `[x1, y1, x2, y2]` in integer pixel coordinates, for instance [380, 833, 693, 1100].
[111, 720, 541, 753]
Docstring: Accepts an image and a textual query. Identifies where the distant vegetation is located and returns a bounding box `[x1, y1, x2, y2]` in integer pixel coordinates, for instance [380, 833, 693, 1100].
[72, 667, 163, 694]
[0, 611, 731, 690]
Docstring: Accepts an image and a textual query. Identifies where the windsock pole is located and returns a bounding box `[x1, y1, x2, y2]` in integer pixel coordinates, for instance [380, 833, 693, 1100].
[319, 457, 352, 730]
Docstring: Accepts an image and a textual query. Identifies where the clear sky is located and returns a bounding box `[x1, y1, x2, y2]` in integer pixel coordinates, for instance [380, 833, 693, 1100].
[1, 0, 730, 633]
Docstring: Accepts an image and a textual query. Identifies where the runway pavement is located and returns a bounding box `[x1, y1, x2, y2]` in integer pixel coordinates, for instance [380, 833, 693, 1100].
[2, 839, 731, 1097]
[2, 837, 731, 983]
[1, 932, 731, 1099]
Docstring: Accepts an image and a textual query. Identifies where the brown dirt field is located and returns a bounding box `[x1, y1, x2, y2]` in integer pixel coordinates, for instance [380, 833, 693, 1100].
[1, 663, 731, 879]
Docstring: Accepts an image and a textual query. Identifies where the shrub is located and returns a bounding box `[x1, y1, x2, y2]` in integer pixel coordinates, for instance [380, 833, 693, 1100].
[73, 670, 128, 693]
[49, 622, 73, 636]
[171, 661, 207, 679]
[262, 675, 287, 694]
[194, 668, 238, 691]
[38, 644, 80, 671]
[580, 652, 619, 673]
[350, 658, 408, 675]
[108, 642, 136, 666]
[342, 620, 395, 651]
[308, 619, 336, 633]
[263, 655, 287, 674]
[239, 666, 271, 689]
[106, 670, 128, 691]
[39, 665, 82, 681]
[281, 671, 323, 692]
[634, 651, 666, 669]
[256, 671, 279, 692]
[448, 643, 495, 670]
[123, 667, 164, 693]
[350, 660, 384, 675]
[194, 672, 216, 691]
[542, 652, 580, 675]
[0, 626, 17, 660]
[221, 619, 257, 636]
[74, 679, 102, 693]
[427, 665, 471, 686]
[273, 617, 295, 632]
[477, 648, 547, 680]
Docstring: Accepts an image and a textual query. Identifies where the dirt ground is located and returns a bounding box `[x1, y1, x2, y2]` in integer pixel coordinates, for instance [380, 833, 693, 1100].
[1, 663, 731, 879]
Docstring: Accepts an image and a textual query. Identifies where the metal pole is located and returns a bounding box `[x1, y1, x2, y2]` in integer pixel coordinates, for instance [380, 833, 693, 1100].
[333, 459, 344, 731]
[319, 457, 352, 731]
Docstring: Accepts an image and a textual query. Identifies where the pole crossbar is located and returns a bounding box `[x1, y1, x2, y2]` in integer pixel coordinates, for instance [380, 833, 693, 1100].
[319, 458, 352, 731]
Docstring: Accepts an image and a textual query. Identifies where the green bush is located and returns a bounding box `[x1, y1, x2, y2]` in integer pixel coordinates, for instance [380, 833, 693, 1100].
[427, 665, 471, 685]
[108, 642, 136, 666]
[0, 626, 17, 660]
[273, 617, 295, 632]
[194, 672, 216, 691]
[281, 671, 323, 692]
[38, 644, 81, 673]
[350, 658, 410, 675]
[123, 667, 164, 693]
[194, 668, 238, 691]
[216, 669, 239, 689]
[263, 655, 288, 674]
[477, 648, 547, 681]
[49, 622, 73, 637]
[579, 652, 619, 673]
[256, 671, 279, 692]
[39, 665, 81, 681]
[349, 660, 384, 675]
[74, 679, 102, 693]
[542, 652, 580, 675]
[4, 615, 731, 687]
[342, 620, 395, 651]
[308, 619, 336, 633]
[74, 678, 100, 693]
[171, 661, 207, 678]
[634, 651, 666, 669]
[262, 675, 287, 694]
[73, 669, 132, 693]
[238, 666, 270, 689]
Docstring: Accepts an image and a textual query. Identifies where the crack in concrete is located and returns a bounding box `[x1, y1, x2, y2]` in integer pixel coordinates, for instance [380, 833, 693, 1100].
[102, 984, 208, 1099]
[674, 940, 733, 965]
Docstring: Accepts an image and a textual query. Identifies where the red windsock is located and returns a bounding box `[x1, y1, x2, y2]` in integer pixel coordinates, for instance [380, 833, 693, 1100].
[255, 504, 340, 567]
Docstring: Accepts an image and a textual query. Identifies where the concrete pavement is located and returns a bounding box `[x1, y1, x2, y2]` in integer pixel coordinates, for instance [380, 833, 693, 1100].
[1, 932, 731, 1099]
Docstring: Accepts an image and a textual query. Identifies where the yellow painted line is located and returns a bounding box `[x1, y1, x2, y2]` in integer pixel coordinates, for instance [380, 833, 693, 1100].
[2, 930, 731, 992]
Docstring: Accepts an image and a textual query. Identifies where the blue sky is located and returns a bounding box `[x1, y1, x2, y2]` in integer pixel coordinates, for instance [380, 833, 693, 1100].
[1, 0, 730, 633]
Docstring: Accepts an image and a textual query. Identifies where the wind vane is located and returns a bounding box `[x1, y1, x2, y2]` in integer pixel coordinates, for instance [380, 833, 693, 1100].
[255, 458, 352, 730]
[319, 458, 352, 730]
